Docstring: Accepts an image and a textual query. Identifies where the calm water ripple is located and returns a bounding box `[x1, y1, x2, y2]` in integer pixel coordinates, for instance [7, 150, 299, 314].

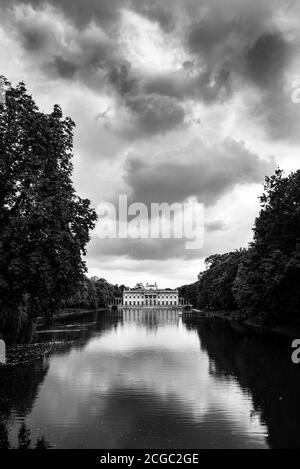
[0, 309, 299, 449]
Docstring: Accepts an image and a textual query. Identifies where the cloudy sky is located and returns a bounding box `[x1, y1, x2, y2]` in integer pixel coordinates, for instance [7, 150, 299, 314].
[1, 0, 300, 287]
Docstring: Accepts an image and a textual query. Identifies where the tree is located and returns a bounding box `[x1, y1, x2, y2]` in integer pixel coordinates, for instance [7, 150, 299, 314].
[178, 282, 199, 307]
[254, 169, 300, 256]
[197, 250, 248, 311]
[232, 249, 264, 317]
[195, 170, 300, 324]
[0, 77, 97, 342]
[62, 277, 124, 309]
[244, 169, 300, 322]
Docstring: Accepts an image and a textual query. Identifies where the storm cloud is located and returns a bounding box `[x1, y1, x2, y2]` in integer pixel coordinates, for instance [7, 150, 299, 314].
[3, 0, 300, 140]
[1, 0, 299, 285]
[124, 139, 276, 206]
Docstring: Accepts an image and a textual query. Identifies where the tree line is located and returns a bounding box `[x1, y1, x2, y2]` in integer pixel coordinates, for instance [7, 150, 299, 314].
[62, 277, 125, 310]
[179, 169, 300, 325]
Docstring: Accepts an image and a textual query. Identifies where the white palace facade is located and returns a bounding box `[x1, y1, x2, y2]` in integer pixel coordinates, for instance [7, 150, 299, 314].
[123, 283, 179, 307]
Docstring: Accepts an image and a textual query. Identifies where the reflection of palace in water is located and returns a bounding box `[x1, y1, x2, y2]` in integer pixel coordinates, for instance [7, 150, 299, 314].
[122, 308, 181, 327]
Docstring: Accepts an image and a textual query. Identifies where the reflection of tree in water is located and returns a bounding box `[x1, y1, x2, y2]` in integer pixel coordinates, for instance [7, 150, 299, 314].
[0, 421, 50, 449]
[184, 318, 300, 448]
[17, 423, 50, 449]
[0, 422, 10, 449]
[0, 310, 123, 449]
[0, 358, 51, 448]
[35, 309, 123, 345]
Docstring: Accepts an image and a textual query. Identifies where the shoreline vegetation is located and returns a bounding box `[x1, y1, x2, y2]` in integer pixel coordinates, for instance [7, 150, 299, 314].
[190, 309, 300, 339]
[2, 307, 110, 366]
[180, 169, 300, 334]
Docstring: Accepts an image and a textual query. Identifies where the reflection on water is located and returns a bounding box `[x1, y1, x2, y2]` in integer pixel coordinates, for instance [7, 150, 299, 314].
[0, 309, 299, 448]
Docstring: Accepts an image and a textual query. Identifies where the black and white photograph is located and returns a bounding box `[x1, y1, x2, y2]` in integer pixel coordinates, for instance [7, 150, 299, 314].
[1, 0, 300, 456]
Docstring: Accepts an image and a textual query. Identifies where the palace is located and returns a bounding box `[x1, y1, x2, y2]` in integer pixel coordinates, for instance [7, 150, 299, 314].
[123, 282, 179, 307]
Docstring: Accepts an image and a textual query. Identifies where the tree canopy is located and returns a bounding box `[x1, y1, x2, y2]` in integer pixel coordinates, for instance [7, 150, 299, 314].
[180, 169, 300, 325]
[62, 277, 124, 310]
[0, 77, 97, 342]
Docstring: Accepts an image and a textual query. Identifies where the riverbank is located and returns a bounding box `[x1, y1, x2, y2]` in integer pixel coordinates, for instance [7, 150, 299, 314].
[1, 337, 96, 367]
[191, 308, 300, 338]
[1, 308, 110, 367]
[48, 307, 108, 320]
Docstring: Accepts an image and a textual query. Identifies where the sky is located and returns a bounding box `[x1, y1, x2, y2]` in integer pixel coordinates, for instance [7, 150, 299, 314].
[1, 0, 300, 288]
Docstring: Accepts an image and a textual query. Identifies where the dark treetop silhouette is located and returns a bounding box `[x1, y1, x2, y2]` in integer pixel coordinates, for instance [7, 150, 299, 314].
[180, 169, 300, 326]
[0, 77, 97, 343]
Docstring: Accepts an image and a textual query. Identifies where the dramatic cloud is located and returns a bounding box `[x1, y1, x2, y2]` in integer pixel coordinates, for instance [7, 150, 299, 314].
[3, 0, 300, 140]
[88, 183, 262, 263]
[88, 237, 188, 262]
[84, 139, 274, 265]
[123, 93, 186, 137]
[124, 139, 275, 205]
[244, 32, 290, 88]
[1, 0, 300, 285]
[9, 0, 123, 28]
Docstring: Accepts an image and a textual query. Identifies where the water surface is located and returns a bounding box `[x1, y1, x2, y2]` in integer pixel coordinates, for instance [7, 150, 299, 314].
[0, 309, 299, 448]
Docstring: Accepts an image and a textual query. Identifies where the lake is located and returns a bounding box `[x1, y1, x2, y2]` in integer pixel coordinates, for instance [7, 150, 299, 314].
[0, 308, 299, 449]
